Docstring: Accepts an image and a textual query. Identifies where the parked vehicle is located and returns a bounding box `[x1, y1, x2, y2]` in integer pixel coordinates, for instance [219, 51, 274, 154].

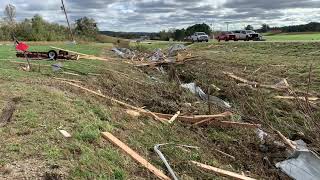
[191, 32, 209, 42]
[215, 31, 237, 42]
[233, 30, 263, 41]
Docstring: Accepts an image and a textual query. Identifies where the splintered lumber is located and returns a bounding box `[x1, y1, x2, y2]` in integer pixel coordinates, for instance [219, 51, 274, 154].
[274, 96, 319, 101]
[126, 109, 141, 117]
[50, 46, 109, 61]
[59, 130, 72, 138]
[168, 111, 180, 124]
[101, 132, 171, 180]
[59, 81, 167, 123]
[191, 161, 256, 180]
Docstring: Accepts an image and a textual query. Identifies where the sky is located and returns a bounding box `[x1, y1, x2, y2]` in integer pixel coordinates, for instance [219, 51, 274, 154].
[1, 0, 320, 32]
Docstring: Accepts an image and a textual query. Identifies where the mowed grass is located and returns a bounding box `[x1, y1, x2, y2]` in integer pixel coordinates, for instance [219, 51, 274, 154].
[265, 32, 320, 41]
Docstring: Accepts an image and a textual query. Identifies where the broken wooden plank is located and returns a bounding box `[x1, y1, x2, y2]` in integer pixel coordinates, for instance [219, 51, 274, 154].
[59, 130, 72, 138]
[274, 96, 319, 101]
[59, 81, 168, 123]
[191, 161, 256, 180]
[168, 111, 180, 124]
[101, 132, 171, 180]
[193, 118, 215, 126]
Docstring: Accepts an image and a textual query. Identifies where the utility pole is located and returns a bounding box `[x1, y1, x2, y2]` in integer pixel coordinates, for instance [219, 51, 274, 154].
[225, 22, 231, 31]
[61, 0, 75, 42]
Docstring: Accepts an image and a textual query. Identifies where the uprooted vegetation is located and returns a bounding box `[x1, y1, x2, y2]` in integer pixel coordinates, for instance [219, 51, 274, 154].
[0, 41, 319, 179]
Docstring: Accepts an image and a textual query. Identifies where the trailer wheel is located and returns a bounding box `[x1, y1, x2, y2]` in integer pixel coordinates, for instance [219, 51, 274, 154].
[48, 50, 58, 60]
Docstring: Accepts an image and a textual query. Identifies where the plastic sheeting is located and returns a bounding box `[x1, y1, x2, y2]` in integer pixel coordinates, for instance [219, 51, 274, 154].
[181, 83, 231, 108]
[276, 140, 320, 180]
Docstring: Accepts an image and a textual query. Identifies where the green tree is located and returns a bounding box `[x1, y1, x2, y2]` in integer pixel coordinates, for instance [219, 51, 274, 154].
[245, 25, 254, 30]
[185, 23, 211, 36]
[173, 29, 186, 41]
[260, 24, 270, 33]
[75, 17, 99, 38]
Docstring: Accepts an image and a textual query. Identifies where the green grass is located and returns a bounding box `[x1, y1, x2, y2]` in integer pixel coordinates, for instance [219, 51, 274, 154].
[264, 32, 320, 41]
[0, 41, 319, 179]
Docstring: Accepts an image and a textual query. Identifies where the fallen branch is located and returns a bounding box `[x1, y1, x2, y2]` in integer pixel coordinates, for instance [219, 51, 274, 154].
[59, 81, 167, 123]
[101, 132, 171, 180]
[191, 161, 256, 180]
[59, 130, 72, 138]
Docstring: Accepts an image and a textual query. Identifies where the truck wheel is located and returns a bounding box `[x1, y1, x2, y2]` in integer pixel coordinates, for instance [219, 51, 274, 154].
[218, 39, 221, 42]
[206, 40, 209, 42]
[245, 36, 250, 41]
[48, 50, 58, 60]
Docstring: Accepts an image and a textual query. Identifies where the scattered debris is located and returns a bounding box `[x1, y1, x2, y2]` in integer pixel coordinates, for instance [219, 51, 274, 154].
[149, 48, 166, 61]
[53, 77, 82, 84]
[101, 132, 171, 180]
[59, 130, 72, 138]
[0, 97, 20, 126]
[181, 83, 231, 108]
[276, 140, 320, 180]
[190, 161, 256, 180]
[168, 44, 186, 57]
[112, 48, 135, 59]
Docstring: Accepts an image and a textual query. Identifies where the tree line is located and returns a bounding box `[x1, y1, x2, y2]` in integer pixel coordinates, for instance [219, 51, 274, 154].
[0, 14, 99, 41]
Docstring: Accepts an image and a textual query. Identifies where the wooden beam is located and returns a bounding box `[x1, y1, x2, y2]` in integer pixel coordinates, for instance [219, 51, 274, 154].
[101, 132, 171, 180]
[50, 46, 109, 61]
[191, 161, 256, 180]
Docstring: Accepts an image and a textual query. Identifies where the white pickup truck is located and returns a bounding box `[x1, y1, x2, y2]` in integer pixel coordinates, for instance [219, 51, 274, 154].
[191, 32, 209, 42]
[233, 30, 263, 41]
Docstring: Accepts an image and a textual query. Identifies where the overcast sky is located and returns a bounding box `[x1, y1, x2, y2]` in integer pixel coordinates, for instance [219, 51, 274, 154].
[1, 0, 320, 32]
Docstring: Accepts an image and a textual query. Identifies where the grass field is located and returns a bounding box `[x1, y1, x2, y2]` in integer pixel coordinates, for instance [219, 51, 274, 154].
[264, 32, 320, 41]
[0, 41, 319, 179]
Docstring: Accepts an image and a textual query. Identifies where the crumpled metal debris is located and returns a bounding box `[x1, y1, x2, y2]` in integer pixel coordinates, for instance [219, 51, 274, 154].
[112, 48, 135, 59]
[276, 140, 320, 180]
[181, 83, 231, 108]
[168, 44, 186, 56]
[149, 48, 165, 61]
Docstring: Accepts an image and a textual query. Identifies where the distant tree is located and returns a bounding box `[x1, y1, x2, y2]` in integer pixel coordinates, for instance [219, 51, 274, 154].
[260, 24, 270, 33]
[185, 23, 211, 36]
[4, 4, 16, 40]
[75, 17, 99, 38]
[245, 25, 254, 30]
[173, 28, 186, 41]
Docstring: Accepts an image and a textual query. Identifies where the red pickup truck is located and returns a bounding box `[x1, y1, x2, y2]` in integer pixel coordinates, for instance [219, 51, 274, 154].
[215, 32, 237, 42]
